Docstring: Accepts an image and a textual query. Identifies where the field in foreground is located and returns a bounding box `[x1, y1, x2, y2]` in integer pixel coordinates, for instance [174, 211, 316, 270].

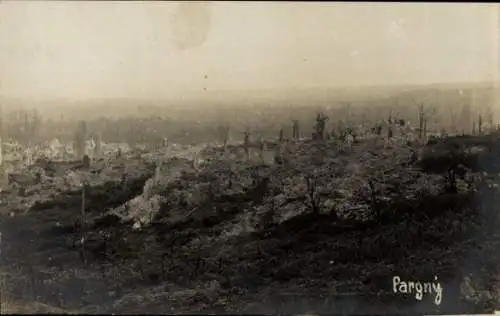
[0, 134, 499, 314]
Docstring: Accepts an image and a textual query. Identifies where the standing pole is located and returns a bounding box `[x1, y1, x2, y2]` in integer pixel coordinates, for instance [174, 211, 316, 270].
[80, 181, 87, 265]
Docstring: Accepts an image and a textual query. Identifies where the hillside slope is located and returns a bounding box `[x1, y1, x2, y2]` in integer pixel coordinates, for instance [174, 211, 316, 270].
[0, 135, 499, 314]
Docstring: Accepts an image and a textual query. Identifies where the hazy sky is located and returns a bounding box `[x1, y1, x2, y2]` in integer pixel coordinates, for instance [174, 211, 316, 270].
[0, 2, 498, 100]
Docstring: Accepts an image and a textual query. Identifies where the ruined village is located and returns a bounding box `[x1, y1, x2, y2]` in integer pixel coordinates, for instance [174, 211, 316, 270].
[0, 92, 499, 314]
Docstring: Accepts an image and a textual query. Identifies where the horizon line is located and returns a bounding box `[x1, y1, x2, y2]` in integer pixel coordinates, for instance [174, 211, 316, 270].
[1, 80, 498, 104]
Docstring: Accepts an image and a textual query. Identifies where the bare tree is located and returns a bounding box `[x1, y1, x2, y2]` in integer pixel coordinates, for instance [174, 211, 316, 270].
[417, 103, 426, 140]
[416, 102, 435, 141]
[257, 135, 265, 164]
[280, 173, 333, 216]
[486, 105, 494, 131]
[314, 112, 329, 140]
[304, 176, 323, 214]
[243, 128, 251, 161]
[387, 114, 394, 139]
[478, 114, 483, 135]
[292, 120, 300, 140]
[219, 124, 231, 149]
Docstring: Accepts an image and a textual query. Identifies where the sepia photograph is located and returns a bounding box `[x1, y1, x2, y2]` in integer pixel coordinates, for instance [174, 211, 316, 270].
[0, 1, 499, 314]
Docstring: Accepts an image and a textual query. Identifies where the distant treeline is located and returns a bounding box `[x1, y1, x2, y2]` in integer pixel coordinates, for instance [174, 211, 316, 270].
[2, 85, 497, 145]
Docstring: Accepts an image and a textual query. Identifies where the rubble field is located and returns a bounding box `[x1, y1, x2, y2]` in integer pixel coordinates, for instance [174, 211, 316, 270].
[0, 134, 499, 314]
